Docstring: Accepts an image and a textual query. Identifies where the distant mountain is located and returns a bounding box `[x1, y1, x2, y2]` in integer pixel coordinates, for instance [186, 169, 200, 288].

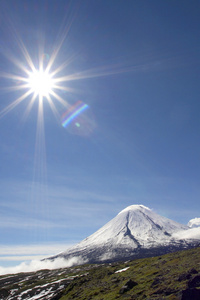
[50, 205, 200, 264]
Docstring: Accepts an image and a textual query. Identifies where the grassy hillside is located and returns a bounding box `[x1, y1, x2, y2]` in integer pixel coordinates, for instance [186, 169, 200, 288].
[60, 247, 200, 299]
[1, 246, 200, 299]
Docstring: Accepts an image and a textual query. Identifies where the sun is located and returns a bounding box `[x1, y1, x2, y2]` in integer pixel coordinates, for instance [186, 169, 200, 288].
[0, 29, 122, 123]
[26, 68, 55, 98]
[0, 40, 74, 120]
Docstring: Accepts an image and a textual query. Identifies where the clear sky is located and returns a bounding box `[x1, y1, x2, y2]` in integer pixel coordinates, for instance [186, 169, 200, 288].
[0, 0, 200, 269]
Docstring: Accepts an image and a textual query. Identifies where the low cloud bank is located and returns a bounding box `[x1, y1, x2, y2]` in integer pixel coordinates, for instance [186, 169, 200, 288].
[173, 227, 200, 240]
[0, 256, 86, 275]
[0, 243, 74, 256]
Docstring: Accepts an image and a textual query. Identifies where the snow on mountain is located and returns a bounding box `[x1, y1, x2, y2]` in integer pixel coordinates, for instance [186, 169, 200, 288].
[188, 218, 200, 228]
[68, 204, 187, 249]
[49, 204, 200, 264]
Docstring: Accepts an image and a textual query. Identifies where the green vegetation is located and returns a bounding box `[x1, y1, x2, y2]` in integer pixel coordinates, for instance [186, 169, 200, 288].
[60, 247, 200, 299]
[1, 247, 200, 299]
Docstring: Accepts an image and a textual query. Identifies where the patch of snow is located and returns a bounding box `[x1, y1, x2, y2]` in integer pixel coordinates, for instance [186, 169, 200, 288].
[115, 267, 130, 273]
[27, 288, 53, 300]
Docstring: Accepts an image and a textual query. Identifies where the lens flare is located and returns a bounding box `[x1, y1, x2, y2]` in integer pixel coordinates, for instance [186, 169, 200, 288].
[62, 101, 89, 128]
[61, 100, 96, 137]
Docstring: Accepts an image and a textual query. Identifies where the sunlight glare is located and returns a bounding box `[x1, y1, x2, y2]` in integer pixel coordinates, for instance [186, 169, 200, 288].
[27, 69, 55, 98]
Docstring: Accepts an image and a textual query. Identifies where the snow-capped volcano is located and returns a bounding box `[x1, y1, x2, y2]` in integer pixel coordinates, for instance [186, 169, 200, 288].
[69, 205, 187, 250]
[50, 205, 200, 264]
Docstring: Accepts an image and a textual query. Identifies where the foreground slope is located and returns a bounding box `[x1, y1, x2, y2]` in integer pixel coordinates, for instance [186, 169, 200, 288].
[1, 247, 200, 300]
[51, 205, 200, 263]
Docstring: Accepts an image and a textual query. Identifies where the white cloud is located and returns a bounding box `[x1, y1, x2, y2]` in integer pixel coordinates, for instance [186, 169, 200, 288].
[0, 255, 46, 261]
[0, 243, 74, 256]
[0, 178, 120, 228]
[0, 243, 76, 268]
[99, 251, 115, 261]
[0, 217, 67, 229]
[0, 256, 87, 275]
[173, 227, 200, 240]
[188, 218, 200, 228]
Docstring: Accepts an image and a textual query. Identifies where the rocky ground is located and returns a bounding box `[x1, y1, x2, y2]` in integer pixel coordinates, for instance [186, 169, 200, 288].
[0, 246, 200, 299]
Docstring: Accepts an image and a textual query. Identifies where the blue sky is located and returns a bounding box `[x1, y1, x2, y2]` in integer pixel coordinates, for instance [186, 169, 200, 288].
[0, 0, 200, 268]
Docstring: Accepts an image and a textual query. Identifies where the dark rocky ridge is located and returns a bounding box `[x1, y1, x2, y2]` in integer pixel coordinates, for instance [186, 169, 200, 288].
[52, 240, 200, 265]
